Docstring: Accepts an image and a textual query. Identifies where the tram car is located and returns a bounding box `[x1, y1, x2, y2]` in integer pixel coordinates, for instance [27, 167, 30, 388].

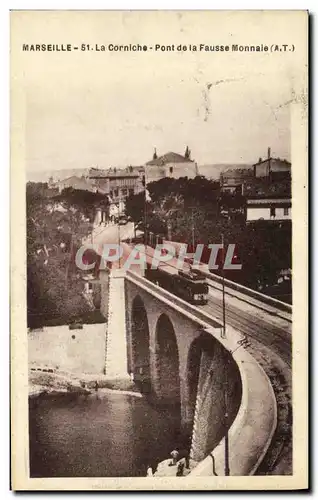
[142, 232, 209, 305]
[145, 264, 209, 305]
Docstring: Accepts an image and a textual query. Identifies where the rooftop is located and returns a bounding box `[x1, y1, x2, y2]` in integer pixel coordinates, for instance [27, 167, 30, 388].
[244, 178, 291, 198]
[253, 157, 291, 167]
[55, 176, 95, 192]
[146, 151, 194, 166]
[89, 167, 141, 179]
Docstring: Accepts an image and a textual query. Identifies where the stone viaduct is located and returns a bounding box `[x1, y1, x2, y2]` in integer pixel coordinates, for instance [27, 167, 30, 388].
[100, 267, 278, 474]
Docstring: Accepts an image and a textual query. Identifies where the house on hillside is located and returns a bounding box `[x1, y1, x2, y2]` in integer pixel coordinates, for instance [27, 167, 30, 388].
[244, 147, 291, 223]
[220, 168, 253, 194]
[55, 175, 96, 194]
[88, 166, 144, 220]
[145, 148, 199, 185]
[253, 147, 291, 181]
[245, 178, 291, 222]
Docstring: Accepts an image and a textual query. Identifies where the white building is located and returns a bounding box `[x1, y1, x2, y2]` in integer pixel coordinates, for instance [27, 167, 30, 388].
[246, 197, 291, 222]
[145, 149, 198, 185]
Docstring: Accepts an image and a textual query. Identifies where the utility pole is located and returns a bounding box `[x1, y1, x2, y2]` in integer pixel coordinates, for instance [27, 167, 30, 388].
[221, 233, 226, 340]
[65, 233, 74, 286]
[191, 208, 195, 252]
[118, 222, 121, 268]
[144, 182, 147, 247]
[117, 201, 121, 269]
[221, 231, 230, 476]
[187, 206, 197, 252]
[224, 361, 230, 476]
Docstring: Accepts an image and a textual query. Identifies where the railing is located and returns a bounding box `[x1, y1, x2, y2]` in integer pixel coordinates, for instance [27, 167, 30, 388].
[204, 270, 292, 314]
[126, 270, 222, 330]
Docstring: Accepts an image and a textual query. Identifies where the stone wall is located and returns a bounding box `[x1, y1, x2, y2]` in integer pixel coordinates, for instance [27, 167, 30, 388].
[28, 323, 107, 374]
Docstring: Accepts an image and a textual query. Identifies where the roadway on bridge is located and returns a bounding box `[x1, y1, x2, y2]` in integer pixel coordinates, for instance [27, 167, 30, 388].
[201, 287, 292, 367]
[89, 221, 136, 245]
[138, 243, 292, 367]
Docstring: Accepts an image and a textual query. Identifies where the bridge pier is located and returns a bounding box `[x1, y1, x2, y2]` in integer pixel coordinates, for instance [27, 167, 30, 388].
[104, 268, 130, 378]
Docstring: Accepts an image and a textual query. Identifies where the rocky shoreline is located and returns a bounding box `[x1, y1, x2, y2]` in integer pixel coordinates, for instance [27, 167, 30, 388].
[29, 367, 142, 398]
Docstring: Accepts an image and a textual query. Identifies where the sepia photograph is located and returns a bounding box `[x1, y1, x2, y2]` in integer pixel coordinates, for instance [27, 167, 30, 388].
[10, 10, 308, 490]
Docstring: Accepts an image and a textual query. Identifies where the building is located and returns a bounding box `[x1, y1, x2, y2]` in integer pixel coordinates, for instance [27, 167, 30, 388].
[55, 175, 95, 194]
[220, 168, 253, 194]
[246, 197, 291, 222]
[144, 148, 199, 185]
[88, 166, 144, 218]
[245, 177, 291, 222]
[243, 147, 292, 222]
[253, 148, 291, 181]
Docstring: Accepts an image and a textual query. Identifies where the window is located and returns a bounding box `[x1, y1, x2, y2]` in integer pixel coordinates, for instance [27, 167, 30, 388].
[284, 207, 289, 216]
[270, 207, 276, 218]
[169, 166, 173, 174]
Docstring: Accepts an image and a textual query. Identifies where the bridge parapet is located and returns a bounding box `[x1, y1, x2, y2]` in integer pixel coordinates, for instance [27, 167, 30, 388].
[126, 270, 223, 332]
[201, 267, 292, 318]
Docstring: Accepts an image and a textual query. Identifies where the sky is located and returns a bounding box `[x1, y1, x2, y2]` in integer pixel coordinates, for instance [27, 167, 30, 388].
[13, 11, 302, 174]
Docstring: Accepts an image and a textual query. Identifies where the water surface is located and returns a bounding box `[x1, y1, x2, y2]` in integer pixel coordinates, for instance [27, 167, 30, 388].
[29, 391, 181, 477]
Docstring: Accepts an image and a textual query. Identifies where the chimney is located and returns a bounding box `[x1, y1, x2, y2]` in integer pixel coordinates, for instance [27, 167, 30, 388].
[267, 147, 271, 177]
[258, 157, 262, 163]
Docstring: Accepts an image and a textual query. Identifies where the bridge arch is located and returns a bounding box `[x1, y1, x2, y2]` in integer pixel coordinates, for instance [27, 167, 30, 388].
[187, 332, 216, 428]
[131, 295, 151, 391]
[154, 313, 181, 409]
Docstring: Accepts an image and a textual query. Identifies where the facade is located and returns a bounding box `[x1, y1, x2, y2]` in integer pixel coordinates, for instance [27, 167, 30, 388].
[246, 197, 292, 222]
[245, 163, 291, 223]
[55, 175, 95, 193]
[89, 166, 144, 218]
[253, 148, 291, 180]
[218, 147, 292, 223]
[220, 168, 253, 194]
[145, 149, 199, 185]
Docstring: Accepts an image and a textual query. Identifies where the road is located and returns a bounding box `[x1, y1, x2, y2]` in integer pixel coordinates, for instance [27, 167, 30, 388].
[137, 244, 292, 366]
[200, 275, 292, 474]
[84, 221, 137, 246]
[200, 290, 291, 367]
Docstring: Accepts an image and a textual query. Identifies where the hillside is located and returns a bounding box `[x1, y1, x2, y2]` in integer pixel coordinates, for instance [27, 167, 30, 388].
[27, 168, 92, 183]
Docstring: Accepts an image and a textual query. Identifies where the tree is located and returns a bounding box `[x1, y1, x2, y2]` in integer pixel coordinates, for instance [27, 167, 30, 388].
[26, 183, 103, 327]
[121, 175, 292, 298]
[55, 187, 109, 222]
[125, 191, 148, 225]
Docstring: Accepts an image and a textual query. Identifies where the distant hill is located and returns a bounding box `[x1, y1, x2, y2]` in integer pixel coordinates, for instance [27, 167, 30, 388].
[27, 168, 91, 183]
[198, 164, 253, 180]
[27, 163, 253, 183]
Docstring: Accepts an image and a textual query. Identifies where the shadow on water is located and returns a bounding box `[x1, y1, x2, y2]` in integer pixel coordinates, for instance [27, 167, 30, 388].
[29, 390, 182, 478]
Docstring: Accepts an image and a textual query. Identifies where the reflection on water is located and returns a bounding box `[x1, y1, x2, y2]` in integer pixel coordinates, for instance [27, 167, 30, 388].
[29, 391, 181, 477]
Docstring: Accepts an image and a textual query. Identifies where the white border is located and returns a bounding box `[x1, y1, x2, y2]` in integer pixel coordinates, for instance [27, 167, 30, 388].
[4, 3, 315, 499]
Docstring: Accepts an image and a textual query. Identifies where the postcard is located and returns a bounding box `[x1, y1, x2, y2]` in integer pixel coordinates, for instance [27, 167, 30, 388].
[11, 10, 308, 490]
